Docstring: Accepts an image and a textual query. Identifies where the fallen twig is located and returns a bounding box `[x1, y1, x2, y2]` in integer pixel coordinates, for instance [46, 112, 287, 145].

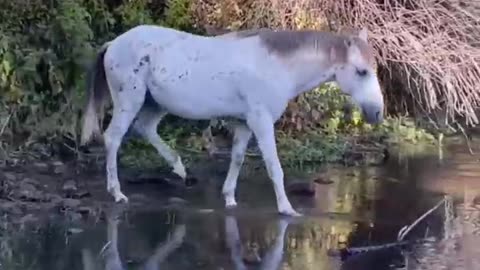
[397, 196, 448, 241]
[0, 112, 13, 137]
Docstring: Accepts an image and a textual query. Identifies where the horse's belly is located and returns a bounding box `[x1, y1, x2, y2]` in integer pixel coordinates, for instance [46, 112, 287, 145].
[148, 76, 245, 120]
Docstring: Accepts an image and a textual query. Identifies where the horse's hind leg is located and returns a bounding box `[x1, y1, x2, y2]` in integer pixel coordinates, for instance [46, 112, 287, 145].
[133, 105, 187, 180]
[222, 124, 252, 208]
[103, 81, 146, 203]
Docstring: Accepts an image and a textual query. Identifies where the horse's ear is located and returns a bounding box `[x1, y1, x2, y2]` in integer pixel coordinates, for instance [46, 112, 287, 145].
[358, 27, 368, 42]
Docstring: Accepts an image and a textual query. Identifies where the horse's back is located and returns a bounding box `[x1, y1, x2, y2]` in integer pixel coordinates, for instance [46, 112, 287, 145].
[105, 25, 203, 65]
[114, 24, 197, 43]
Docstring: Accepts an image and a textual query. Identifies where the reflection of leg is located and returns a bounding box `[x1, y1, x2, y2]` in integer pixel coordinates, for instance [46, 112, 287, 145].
[225, 215, 247, 270]
[143, 225, 186, 270]
[222, 125, 252, 208]
[103, 206, 125, 270]
[246, 109, 299, 216]
[260, 218, 291, 270]
[81, 249, 96, 270]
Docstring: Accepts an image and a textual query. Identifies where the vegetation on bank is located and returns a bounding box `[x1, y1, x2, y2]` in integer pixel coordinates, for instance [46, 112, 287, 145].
[0, 0, 459, 169]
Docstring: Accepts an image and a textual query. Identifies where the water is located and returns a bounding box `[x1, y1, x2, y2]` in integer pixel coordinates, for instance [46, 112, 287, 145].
[1, 136, 480, 270]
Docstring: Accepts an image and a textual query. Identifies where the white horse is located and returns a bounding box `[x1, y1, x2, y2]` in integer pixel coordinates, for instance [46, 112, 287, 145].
[80, 25, 384, 216]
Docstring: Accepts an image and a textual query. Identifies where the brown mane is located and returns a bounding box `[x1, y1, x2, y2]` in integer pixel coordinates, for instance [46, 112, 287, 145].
[231, 28, 375, 66]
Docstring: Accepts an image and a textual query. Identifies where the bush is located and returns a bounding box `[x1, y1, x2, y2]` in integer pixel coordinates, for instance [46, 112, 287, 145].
[0, 0, 197, 155]
[0, 0, 96, 146]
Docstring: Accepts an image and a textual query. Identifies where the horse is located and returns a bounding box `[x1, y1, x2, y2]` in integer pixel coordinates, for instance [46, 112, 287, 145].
[80, 25, 384, 217]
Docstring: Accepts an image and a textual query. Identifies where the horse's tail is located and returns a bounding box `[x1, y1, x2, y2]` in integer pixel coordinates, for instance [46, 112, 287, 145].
[80, 42, 111, 146]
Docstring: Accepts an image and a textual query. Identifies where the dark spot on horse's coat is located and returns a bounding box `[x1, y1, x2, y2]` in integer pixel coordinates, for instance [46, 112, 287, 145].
[118, 86, 123, 92]
[160, 68, 167, 73]
[133, 68, 139, 73]
[115, 64, 120, 68]
[178, 71, 188, 79]
[134, 86, 137, 90]
[236, 92, 246, 102]
[141, 55, 150, 63]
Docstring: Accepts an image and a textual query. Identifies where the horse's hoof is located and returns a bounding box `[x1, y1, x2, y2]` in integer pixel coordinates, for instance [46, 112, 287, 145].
[225, 202, 238, 210]
[185, 176, 198, 187]
[114, 193, 129, 204]
[278, 209, 303, 217]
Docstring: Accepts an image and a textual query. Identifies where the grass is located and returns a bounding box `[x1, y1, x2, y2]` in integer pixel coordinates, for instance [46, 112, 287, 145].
[117, 115, 438, 173]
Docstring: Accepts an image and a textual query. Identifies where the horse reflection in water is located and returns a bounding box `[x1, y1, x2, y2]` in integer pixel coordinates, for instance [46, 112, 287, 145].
[81, 207, 185, 270]
[80, 211, 293, 270]
[224, 215, 293, 270]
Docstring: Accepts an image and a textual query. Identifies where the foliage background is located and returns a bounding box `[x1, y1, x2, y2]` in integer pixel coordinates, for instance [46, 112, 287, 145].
[2, 0, 472, 166]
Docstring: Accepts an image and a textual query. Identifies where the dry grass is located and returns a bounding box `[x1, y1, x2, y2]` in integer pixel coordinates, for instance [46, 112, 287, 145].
[191, 0, 480, 128]
[324, 0, 480, 127]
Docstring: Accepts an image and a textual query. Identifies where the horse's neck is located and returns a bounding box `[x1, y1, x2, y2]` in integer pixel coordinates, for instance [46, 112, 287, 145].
[287, 60, 336, 98]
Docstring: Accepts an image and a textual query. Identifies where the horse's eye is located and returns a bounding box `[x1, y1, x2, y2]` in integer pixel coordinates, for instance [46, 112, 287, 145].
[356, 69, 368, 77]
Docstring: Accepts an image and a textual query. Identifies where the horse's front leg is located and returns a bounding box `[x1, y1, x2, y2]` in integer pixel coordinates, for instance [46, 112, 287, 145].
[222, 124, 252, 208]
[246, 108, 301, 216]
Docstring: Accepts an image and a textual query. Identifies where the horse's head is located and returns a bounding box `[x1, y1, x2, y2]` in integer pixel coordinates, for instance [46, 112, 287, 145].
[331, 28, 384, 124]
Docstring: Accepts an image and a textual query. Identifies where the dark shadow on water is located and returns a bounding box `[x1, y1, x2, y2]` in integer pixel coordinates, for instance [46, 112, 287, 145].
[2, 136, 480, 269]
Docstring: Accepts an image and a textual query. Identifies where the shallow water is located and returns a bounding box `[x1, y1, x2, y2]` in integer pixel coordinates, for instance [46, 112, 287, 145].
[1, 136, 480, 270]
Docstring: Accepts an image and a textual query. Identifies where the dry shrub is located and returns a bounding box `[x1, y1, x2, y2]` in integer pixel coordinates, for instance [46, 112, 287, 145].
[191, 0, 330, 33]
[321, 0, 480, 127]
[191, 0, 480, 129]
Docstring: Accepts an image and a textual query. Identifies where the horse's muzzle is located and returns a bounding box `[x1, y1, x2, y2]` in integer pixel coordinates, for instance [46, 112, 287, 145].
[361, 102, 384, 124]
